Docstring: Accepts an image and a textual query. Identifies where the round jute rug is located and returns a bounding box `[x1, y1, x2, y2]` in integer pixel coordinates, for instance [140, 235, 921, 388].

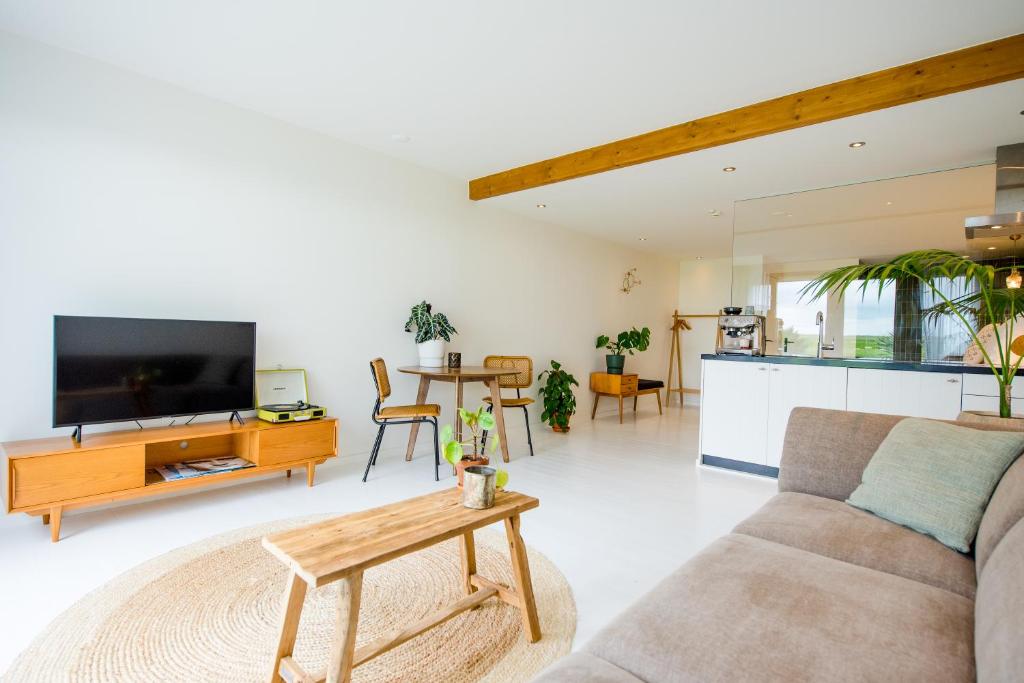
[4, 515, 575, 682]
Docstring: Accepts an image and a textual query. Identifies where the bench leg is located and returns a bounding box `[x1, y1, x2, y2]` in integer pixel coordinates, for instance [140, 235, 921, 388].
[327, 572, 363, 683]
[460, 531, 477, 596]
[269, 572, 308, 683]
[504, 515, 541, 642]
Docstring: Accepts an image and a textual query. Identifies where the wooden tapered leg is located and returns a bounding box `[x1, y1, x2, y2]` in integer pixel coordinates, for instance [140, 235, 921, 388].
[405, 376, 431, 461]
[50, 506, 62, 543]
[504, 515, 541, 642]
[633, 394, 638, 412]
[269, 572, 308, 683]
[488, 379, 510, 463]
[286, 469, 291, 479]
[656, 391, 663, 415]
[306, 462, 315, 487]
[618, 396, 624, 424]
[460, 531, 477, 596]
[591, 393, 600, 419]
[327, 573, 363, 683]
[42, 513, 50, 525]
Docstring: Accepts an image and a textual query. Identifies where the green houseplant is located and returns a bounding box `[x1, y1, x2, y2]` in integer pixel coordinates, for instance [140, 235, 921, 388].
[537, 360, 579, 431]
[440, 406, 508, 487]
[596, 326, 651, 374]
[801, 249, 1024, 418]
[404, 300, 457, 367]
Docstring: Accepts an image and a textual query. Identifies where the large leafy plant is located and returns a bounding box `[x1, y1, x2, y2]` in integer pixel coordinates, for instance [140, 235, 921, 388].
[801, 249, 1024, 418]
[596, 327, 652, 356]
[537, 360, 579, 429]
[440, 406, 508, 488]
[404, 301, 457, 344]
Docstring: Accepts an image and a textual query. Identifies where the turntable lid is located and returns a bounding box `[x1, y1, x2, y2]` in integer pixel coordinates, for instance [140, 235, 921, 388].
[256, 368, 309, 407]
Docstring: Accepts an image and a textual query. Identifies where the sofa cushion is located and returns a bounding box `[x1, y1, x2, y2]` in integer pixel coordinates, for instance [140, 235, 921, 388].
[846, 418, 1024, 552]
[532, 652, 643, 682]
[976, 517, 1024, 683]
[582, 533, 974, 683]
[734, 492, 977, 599]
[976, 455, 1024, 574]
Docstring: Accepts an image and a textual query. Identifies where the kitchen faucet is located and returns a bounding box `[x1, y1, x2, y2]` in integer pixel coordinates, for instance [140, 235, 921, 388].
[816, 311, 835, 358]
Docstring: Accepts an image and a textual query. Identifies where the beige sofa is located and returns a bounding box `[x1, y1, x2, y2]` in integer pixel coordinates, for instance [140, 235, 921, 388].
[534, 408, 1024, 682]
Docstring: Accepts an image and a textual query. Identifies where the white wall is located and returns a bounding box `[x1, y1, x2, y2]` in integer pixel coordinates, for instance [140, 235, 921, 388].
[677, 258, 731, 401]
[0, 33, 679, 456]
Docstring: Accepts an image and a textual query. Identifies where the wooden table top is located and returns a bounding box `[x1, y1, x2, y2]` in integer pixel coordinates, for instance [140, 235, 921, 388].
[262, 488, 539, 587]
[397, 366, 520, 378]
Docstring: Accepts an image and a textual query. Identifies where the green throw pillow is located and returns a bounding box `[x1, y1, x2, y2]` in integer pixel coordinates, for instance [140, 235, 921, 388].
[847, 418, 1024, 553]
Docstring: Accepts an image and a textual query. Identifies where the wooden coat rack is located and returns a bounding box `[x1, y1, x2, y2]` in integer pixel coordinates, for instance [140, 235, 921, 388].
[666, 310, 691, 405]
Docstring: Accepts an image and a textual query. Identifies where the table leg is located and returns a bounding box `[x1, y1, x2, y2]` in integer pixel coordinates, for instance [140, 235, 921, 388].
[460, 531, 477, 596]
[487, 378, 510, 463]
[591, 393, 600, 419]
[269, 572, 308, 683]
[405, 376, 431, 461]
[327, 572, 363, 683]
[455, 378, 464, 442]
[504, 515, 541, 642]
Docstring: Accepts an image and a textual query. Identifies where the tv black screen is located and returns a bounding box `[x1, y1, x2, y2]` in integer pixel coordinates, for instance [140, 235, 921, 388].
[53, 316, 256, 427]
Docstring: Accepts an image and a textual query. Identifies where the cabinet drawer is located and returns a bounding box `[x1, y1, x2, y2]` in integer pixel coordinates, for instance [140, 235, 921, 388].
[256, 421, 337, 466]
[962, 373, 1001, 397]
[619, 376, 639, 393]
[12, 445, 144, 509]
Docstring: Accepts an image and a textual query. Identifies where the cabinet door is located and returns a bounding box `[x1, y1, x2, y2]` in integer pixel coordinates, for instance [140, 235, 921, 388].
[847, 369, 962, 420]
[765, 365, 847, 468]
[960, 393, 1024, 417]
[700, 360, 769, 465]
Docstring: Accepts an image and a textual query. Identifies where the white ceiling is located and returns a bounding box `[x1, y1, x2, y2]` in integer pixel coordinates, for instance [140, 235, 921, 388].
[2, 1, 1023, 256]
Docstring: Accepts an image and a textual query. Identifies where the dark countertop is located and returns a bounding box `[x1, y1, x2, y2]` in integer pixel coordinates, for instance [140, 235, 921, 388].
[700, 353, 1016, 376]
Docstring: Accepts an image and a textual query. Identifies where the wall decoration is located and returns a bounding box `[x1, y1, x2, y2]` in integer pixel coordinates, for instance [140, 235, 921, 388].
[621, 268, 642, 294]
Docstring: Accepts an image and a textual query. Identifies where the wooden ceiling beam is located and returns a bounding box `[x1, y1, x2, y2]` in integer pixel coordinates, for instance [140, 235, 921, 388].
[469, 33, 1024, 200]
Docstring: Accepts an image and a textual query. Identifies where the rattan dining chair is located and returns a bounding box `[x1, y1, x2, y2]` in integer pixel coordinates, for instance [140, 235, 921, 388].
[480, 355, 534, 457]
[364, 358, 441, 482]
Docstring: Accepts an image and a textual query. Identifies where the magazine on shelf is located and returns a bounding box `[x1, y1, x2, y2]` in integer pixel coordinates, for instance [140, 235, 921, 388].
[152, 456, 255, 482]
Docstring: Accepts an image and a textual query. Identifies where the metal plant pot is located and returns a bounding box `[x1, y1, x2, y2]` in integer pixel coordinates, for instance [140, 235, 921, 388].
[461, 466, 496, 509]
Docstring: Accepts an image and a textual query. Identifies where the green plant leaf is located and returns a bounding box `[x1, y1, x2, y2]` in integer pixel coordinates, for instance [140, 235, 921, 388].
[443, 441, 464, 466]
[595, 335, 610, 349]
[488, 434, 500, 453]
[440, 424, 453, 443]
[458, 407, 473, 424]
[495, 469, 509, 489]
[478, 411, 496, 430]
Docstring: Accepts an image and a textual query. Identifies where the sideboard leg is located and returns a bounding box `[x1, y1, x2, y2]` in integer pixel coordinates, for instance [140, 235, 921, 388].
[286, 469, 292, 479]
[42, 513, 50, 525]
[50, 506, 63, 543]
[306, 462, 315, 487]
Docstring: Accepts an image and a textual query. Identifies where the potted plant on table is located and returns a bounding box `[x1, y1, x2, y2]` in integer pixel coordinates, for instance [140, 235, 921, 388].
[537, 360, 579, 432]
[801, 249, 1024, 419]
[441, 406, 509, 487]
[596, 326, 651, 374]
[404, 300, 457, 367]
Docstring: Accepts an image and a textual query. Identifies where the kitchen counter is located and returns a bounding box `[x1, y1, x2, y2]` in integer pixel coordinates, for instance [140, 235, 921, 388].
[699, 353, 1017, 376]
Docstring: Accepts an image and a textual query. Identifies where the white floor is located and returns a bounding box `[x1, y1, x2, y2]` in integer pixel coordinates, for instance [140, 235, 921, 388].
[0, 403, 777, 674]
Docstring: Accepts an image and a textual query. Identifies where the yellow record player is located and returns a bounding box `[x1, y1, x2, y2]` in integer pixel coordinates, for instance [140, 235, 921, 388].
[255, 368, 326, 423]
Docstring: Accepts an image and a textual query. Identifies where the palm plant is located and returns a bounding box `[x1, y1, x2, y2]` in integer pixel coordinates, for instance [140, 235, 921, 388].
[801, 249, 1024, 418]
[404, 301, 457, 343]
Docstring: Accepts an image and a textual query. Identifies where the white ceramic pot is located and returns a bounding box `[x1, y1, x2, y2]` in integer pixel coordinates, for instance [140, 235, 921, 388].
[417, 339, 445, 367]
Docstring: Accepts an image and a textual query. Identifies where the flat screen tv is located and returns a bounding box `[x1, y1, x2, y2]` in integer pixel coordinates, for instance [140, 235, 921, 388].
[54, 316, 256, 428]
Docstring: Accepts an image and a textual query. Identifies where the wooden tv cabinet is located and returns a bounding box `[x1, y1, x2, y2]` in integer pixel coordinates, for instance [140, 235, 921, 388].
[1, 417, 338, 542]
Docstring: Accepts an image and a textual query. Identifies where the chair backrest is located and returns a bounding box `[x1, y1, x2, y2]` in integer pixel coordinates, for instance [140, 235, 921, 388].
[484, 355, 532, 389]
[370, 358, 391, 402]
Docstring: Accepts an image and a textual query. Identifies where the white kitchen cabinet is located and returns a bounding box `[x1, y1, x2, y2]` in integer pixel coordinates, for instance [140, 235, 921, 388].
[764, 364, 847, 468]
[846, 368, 962, 420]
[700, 359, 769, 465]
[960, 394, 1024, 416]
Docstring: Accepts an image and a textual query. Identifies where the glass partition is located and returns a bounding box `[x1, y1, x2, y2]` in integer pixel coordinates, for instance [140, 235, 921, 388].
[731, 164, 997, 361]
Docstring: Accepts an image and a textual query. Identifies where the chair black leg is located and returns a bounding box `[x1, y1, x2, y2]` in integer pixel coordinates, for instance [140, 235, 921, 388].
[481, 404, 494, 450]
[363, 425, 385, 483]
[370, 424, 385, 467]
[523, 406, 534, 456]
[431, 418, 440, 481]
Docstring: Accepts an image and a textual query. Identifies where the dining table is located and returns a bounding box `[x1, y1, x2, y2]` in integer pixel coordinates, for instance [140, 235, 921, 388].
[397, 365, 521, 463]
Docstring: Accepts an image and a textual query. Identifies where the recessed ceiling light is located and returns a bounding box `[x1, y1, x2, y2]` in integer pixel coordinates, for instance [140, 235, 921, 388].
[535, 203, 546, 209]
[885, 201, 893, 206]
[722, 166, 736, 172]
[709, 209, 722, 217]
[988, 246, 998, 250]
[638, 237, 647, 242]
[696, 256, 704, 260]
[849, 141, 866, 148]
[390, 133, 412, 143]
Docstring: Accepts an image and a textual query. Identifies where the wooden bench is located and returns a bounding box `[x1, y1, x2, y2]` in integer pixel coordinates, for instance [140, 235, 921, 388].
[262, 488, 542, 683]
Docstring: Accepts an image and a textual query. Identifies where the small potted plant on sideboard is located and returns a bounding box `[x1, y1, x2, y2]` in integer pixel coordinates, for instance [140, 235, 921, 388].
[404, 300, 457, 367]
[596, 326, 651, 374]
[537, 360, 579, 431]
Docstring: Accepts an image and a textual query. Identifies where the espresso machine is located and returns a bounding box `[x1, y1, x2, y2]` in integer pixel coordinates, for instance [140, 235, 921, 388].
[715, 307, 767, 356]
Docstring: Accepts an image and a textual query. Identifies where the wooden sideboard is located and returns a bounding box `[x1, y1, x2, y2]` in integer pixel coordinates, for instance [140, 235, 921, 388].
[1, 418, 338, 542]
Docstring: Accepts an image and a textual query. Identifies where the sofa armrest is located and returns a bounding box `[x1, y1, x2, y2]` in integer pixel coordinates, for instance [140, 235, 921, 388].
[777, 408, 903, 501]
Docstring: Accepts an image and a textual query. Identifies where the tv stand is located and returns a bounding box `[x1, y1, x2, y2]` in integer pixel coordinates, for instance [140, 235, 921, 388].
[2, 418, 337, 542]
[71, 425, 82, 444]
[229, 411, 246, 426]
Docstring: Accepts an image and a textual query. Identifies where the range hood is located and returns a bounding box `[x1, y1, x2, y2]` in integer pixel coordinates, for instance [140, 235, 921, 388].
[965, 142, 1024, 237]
